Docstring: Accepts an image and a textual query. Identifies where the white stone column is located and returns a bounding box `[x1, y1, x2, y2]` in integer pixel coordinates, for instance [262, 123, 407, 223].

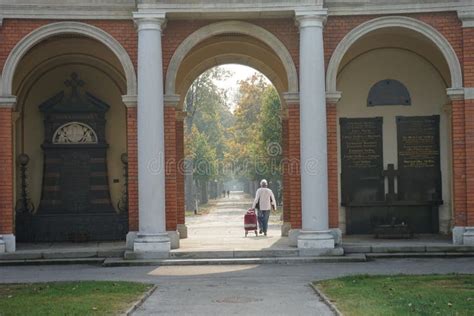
[132, 13, 170, 258]
[296, 11, 338, 255]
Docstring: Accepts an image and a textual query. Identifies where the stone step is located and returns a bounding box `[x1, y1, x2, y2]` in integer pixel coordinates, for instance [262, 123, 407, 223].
[0, 249, 124, 261]
[0, 258, 105, 266]
[344, 245, 474, 254]
[366, 252, 474, 259]
[103, 254, 367, 267]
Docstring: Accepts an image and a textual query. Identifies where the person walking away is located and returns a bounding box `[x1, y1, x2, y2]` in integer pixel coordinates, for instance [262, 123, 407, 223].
[252, 179, 276, 236]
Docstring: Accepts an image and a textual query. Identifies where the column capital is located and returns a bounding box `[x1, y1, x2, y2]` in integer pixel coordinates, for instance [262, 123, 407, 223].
[326, 91, 342, 104]
[164, 94, 181, 107]
[122, 94, 137, 108]
[295, 10, 327, 29]
[0, 95, 17, 108]
[458, 9, 474, 28]
[133, 12, 166, 31]
[447, 87, 465, 101]
[283, 92, 300, 105]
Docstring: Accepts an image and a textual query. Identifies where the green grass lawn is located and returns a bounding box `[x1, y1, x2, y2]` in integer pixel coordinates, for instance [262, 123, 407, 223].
[0, 281, 152, 316]
[315, 274, 474, 316]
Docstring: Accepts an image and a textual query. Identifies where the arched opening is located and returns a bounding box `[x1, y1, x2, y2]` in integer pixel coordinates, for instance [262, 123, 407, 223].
[165, 21, 299, 249]
[11, 33, 130, 242]
[331, 20, 460, 236]
[181, 64, 284, 247]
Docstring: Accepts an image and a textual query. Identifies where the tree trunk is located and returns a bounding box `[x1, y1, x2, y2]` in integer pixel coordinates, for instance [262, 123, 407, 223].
[200, 180, 208, 204]
[184, 159, 195, 211]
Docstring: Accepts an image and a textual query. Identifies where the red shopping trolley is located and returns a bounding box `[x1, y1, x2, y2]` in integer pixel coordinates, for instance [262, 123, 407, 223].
[244, 208, 258, 237]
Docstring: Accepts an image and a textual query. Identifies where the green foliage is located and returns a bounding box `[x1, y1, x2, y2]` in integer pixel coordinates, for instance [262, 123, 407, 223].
[0, 281, 152, 315]
[184, 67, 282, 197]
[185, 67, 233, 184]
[315, 274, 474, 316]
[186, 126, 217, 182]
[230, 74, 281, 182]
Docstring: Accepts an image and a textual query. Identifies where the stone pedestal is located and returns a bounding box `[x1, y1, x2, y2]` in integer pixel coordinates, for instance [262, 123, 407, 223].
[463, 227, 474, 246]
[177, 224, 188, 239]
[0, 234, 16, 252]
[281, 222, 291, 237]
[126, 231, 138, 250]
[168, 231, 180, 249]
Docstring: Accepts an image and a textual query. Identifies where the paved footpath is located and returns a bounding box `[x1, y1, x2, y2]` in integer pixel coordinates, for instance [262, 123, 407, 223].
[2, 194, 473, 315]
[1, 258, 473, 315]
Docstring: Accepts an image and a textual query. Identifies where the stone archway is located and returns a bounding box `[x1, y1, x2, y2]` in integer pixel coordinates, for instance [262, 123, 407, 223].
[1, 21, 137, 100]
[325, 16, 464, 235]
[326, 16, 463, 98]
[163, 20, 301, 241]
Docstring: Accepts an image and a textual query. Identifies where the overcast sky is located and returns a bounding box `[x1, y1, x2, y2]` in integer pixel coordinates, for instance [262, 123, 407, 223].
[213, 64, 270, 111]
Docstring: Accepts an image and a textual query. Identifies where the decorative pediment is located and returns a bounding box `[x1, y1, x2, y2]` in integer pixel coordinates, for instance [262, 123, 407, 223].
[52, 122, 98, 144]
[39, 73, 110, 113]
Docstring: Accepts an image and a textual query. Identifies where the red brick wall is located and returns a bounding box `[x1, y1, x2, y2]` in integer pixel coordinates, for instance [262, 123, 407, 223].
[175, 117, 185, 226]
[0, 19, 137, 78]
[281, 117, 291, 224]
[286, 103, 302, 229]
[326, 103, 338, 229]
[452, 99, 467, 226]
[126, 107, 138, 231]
[164, 106, 177, 231]
[0, 108, 13, 234]
[463, 27, 474, 227]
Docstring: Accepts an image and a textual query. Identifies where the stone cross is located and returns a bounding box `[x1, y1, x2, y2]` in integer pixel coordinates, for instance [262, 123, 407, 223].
[383, 163, 398, 202]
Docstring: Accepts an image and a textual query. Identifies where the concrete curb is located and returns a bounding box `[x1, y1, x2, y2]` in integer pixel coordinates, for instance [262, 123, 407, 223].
[309, 283, 343, 316]
[124, 284, 158, 316]
[103, 255, 367, 267]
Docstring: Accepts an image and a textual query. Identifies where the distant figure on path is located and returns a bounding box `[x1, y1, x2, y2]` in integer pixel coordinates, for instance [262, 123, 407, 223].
[227, 190, 230, 198]
[252, 179, 276, 236]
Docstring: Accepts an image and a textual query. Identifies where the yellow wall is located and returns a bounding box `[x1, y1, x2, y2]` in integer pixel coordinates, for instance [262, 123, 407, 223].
[337, 48, 452, 233]
[13, 38, 127, 213]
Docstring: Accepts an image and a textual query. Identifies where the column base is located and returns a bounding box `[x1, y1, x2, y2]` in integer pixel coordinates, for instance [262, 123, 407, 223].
[129, 233, 170, 259]
[281, 222, 291, 237]
[168, 231, 180, 249]
[177, 224, 188, 239]
[0, 234, 15, 253]
[298, 230, 335, 249]
[463, 227, 474, 246]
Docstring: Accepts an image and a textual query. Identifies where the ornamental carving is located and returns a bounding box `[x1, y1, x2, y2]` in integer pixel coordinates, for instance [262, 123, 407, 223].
[52, 122, 98, 144]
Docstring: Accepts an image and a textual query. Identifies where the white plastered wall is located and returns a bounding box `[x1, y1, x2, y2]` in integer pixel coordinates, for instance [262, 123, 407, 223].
[336, 48, 452, 234]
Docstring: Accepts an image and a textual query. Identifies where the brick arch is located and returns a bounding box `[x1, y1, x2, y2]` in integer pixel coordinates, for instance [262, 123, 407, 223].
[165, 20, 298, 97]
[326, 16, 463, 98]
[1, 21, 137, 100]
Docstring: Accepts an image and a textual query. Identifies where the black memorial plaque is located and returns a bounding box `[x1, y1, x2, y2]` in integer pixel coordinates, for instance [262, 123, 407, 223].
[340, 117, 384, 205]
[397, 116, 442, 202]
